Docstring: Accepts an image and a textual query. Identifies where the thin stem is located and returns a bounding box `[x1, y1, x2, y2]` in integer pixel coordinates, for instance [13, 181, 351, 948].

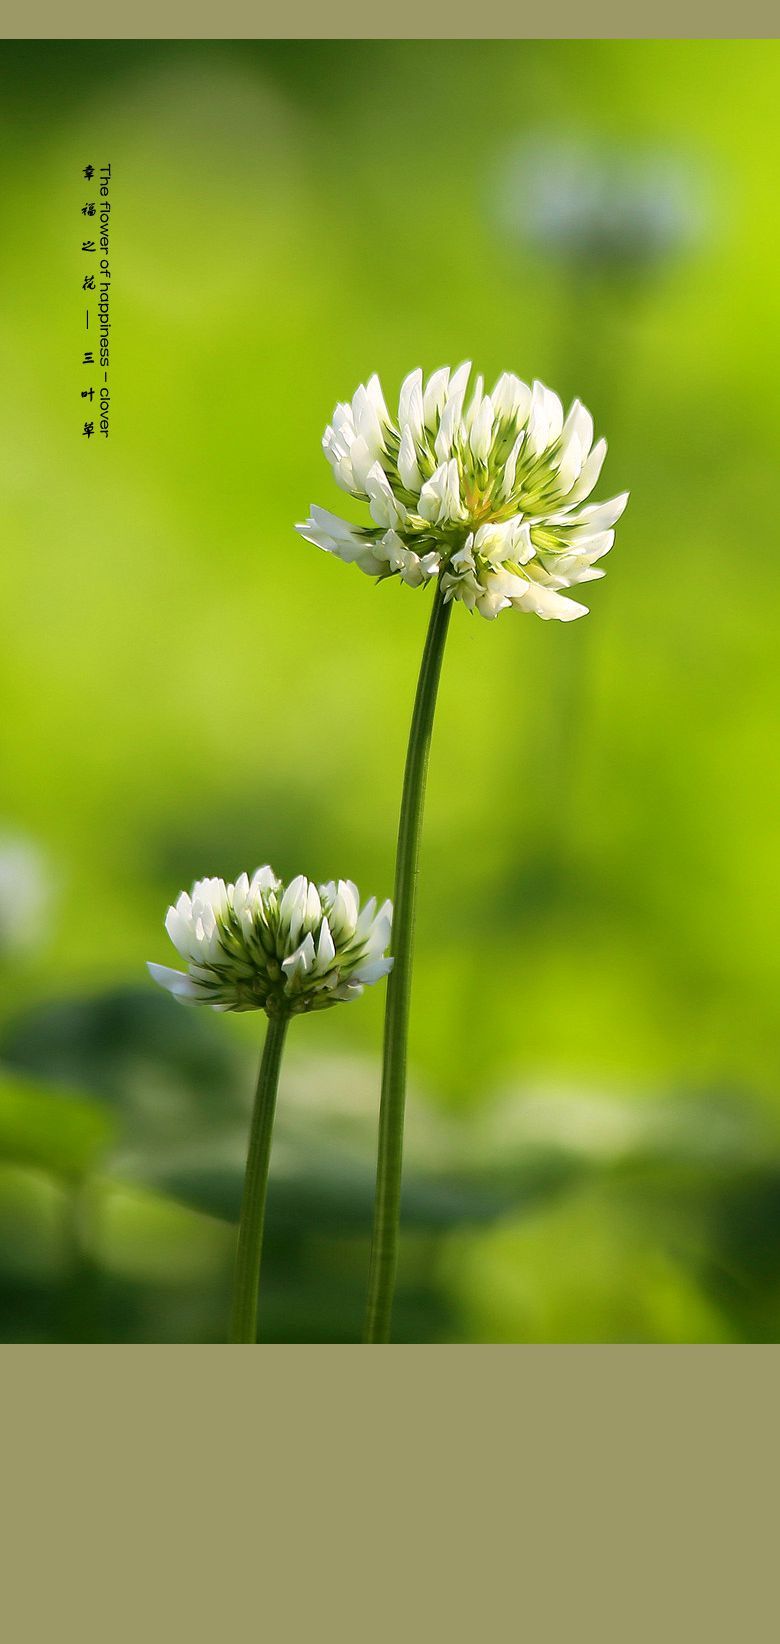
[230, 1010, 290, 1344]
[364, 577, 452, 1342]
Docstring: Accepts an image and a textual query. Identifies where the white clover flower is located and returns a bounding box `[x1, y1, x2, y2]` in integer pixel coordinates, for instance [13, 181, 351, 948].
[148, 866, 393, 1016]
[297, 364, 628, 622]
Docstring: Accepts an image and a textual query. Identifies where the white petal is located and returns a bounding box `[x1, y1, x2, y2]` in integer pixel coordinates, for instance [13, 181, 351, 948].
[331, 401, 356, 443]
[433, 399, 458, 463]
[398, 425, 422, 491]
[240, 907, 254, 943]
[464, 374, 484, 428]
[555, 432, 584, 497]
[422, 366, 450, 427]
[569, 566, 606, 585]
[418, 459, 464, 526]
[362, 908, 392, 958]
[352, 955, 393, 985]
[365, 372, 390, 428]
[232, 872, 250, 914]
[447, 360, 472, 406]
[561, 398, 593, 458]
[514, 581, 589, 621]
[296, 511, 380, 574]
[351, 382, 386, 457]
[554, 491, 629, 532]
[332, 879, 359, 939]
[252, 865, 279, 896]
[147, 962, 202, 1002]
[304, 881, 322, 930]
[506, 519, 535, 565]
[376, 532, 428, 586]
[323, 410, 360, 496]
[560, 438, 607, 506]
[282, 931, 316, 981]
[165, 905, 193, 959]
[398, 368, 424, 441]
[296, 506, 364, 555]
[475, 586, 512, 619]
[354, 895, 377, 939]
[349, 434, 380, 495]
[567, 529, 615, 561]
[434, 362, 471, 461]
[279, 874, 309, 943]
[365, 462, 407, 529]
[491, 372, 532, 424]
[501, 431, 525, 498]
[526, 380, 564, 456]
[315, 917, 336, 969]
[469, 394, 495, 464]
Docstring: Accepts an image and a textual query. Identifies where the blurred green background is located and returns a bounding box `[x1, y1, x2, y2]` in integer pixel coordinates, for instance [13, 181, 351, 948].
[1, 39, 779, 1342]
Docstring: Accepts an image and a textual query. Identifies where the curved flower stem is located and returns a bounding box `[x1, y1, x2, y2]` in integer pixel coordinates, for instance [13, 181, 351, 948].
[364, 577, 452, 1343]
[230, 1010, 290, 1344]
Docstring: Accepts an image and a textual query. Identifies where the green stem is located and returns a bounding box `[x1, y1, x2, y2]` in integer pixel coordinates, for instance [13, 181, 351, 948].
[230, 1010, 290, 1344]
[364, 577, 452, 1343]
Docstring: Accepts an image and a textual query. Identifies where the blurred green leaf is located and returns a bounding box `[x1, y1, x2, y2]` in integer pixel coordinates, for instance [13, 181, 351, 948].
[89, 1179, 232, 1284]
[0, 1071, 115, 1178]
[0, 988, 244, 1113]
[0, 1163, 69, 1280]
[442, 1190, 736, 1344]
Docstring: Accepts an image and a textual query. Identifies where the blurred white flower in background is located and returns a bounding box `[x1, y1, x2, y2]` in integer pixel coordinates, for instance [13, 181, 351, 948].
[298, 364, 627, 621]
[492, 133, 706, 273]
[148, 866, 392, 1015]
[0, 832, 53, 958]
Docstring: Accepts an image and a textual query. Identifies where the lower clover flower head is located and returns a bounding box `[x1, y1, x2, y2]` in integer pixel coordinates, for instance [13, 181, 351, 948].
[297, 363, 628, 621]
[148, 867, 393, 1016]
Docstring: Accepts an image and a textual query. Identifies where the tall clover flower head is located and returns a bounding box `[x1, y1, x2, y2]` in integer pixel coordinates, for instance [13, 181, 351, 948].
[297, 364, 628, 621]
[148, 867, 393, 1016]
